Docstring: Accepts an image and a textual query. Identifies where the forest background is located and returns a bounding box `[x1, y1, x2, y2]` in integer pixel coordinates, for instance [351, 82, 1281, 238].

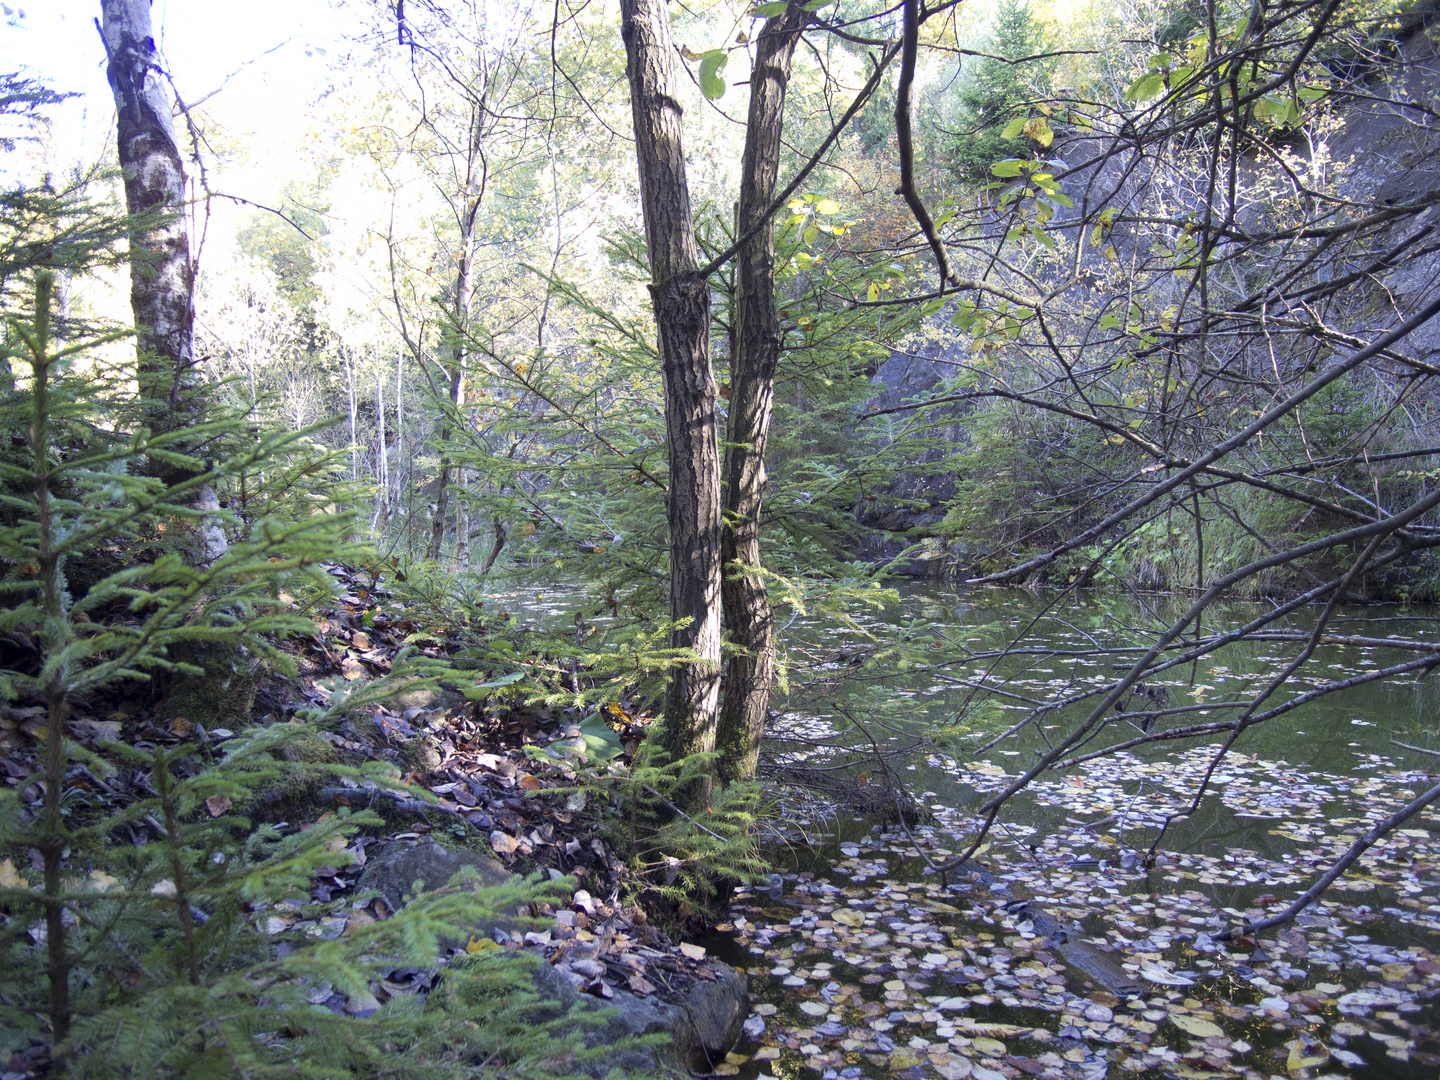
[4, 0, 1440, 1074]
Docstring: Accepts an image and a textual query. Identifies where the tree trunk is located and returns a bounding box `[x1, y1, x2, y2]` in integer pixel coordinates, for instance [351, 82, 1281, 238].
[426, 114, 483, 564]
[716, 5, 805, 785]
[100, 0, 224, 563]
[620, 0, 722, 803]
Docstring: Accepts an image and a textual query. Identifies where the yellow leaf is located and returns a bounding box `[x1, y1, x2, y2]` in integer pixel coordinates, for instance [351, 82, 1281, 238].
[466, 935, 498, 953]
[815, 198, 840, 215]
[1285, 1039, 1328, 1072]
[1104, 244, 1118, 262]
[1021, 117, 1055, 147]
[88, 870, 121, 892]
[1169, 1013, 1224, 1038]
[833, 909, 866, 926]
[0, 858, 21, 888]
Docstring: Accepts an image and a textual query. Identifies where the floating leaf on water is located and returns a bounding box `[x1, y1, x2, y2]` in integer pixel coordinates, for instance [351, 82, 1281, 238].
[1285, 1039, 1329, 1071]
[1140, 962, 1196, 985]
[1169, 1013, 1225, 1038]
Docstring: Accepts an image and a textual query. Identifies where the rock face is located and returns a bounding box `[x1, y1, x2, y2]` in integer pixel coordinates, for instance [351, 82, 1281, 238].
[533, 958, 750, 1079]
[358, 839, 750, 1078]
[853, 323, 973, 573]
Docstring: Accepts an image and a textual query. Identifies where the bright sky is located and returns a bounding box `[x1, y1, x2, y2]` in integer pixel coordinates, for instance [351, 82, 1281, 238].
[1, 0, 347, 194]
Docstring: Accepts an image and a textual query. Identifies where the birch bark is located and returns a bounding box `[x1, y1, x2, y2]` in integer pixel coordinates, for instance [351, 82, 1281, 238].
[100, 0, 225, 562]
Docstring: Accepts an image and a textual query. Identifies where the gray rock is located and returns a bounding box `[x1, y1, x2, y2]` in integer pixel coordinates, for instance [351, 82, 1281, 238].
[389, 681, 467, 713]
[532, 959, 749, 1079]
[357, 840, 510, 914]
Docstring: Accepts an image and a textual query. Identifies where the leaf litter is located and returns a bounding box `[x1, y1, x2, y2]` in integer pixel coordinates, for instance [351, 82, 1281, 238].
[722, 745, 1440, 1080]
[0, 563, 725, 1050]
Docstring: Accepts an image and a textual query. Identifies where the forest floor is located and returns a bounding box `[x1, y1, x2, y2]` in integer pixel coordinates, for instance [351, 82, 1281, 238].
[0, 562, 734, 1075]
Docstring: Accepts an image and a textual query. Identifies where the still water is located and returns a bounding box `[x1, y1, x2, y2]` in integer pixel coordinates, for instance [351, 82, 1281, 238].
[722, 584, 1440, 1080]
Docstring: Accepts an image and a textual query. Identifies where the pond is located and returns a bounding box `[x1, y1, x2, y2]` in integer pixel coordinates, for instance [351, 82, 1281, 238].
[715, 584, 1440, 1080]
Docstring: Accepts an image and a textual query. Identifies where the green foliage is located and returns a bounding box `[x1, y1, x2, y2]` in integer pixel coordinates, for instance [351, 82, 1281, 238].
[536, 719, 769, 918]
[0, 276, 623, 1078]
[947, 0, 1055, 183]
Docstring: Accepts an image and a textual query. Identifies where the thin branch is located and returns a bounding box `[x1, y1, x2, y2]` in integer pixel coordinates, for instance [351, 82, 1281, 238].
[1216, 777, 1440, 940]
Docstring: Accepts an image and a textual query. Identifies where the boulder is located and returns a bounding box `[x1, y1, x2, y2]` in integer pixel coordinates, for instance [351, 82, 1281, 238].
[357, 839, 510, 913]
[532, 957, 750, 1079]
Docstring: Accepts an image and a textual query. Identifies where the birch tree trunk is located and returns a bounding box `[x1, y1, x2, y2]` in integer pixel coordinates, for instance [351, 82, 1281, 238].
[100, 0, 225, 563]
[716, 4, 805, 784]
[620, 0, 722, 804]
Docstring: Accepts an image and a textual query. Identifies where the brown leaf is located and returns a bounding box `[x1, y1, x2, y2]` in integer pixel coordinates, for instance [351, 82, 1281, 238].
[205, 795, 233, 817]
[341, 655, 365, 680]
[351, 631, 372, 649]
[518, 774, 541, 791]
[490, 831, 519, 855]
[169, 717, 193, 736]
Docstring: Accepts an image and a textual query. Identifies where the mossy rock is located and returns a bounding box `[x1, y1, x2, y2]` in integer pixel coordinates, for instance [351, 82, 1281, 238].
[155, 638, 259, 730]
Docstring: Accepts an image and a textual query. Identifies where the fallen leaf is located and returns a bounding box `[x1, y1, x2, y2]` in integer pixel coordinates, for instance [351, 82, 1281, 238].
[1169, 1013, 1225, 1038]
[1285, 1039, 1328, 1072]
[679, 942, 706, 961]
[0, 858, 22, 888]
[490, 832, 519, 855]
[88, 870, 121, 892]
[205, 795, 233, 817]
[1140, 961, 1196, 985]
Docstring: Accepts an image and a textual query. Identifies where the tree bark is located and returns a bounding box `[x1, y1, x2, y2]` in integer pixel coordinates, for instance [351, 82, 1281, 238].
[620, 0, 722, 803]
[100, 0, 225, 563]
[716, 5, 805, 784]
[426, 107, 484, 563]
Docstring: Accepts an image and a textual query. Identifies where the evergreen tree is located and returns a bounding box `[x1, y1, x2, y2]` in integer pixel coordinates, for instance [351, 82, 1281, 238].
[0, 269, 622, 1080]
[947, 0, 1054, 183]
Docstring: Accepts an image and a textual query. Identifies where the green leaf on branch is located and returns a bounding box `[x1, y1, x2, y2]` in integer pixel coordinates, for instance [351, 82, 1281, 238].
[698, 51, 728, 100]
[1125, 73, 1166, 102]
[991, 159, 1024, 178]
[751, 1, 790, 14]
[1001, 116, 1028, 140]
[461, 670, 525, 700]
